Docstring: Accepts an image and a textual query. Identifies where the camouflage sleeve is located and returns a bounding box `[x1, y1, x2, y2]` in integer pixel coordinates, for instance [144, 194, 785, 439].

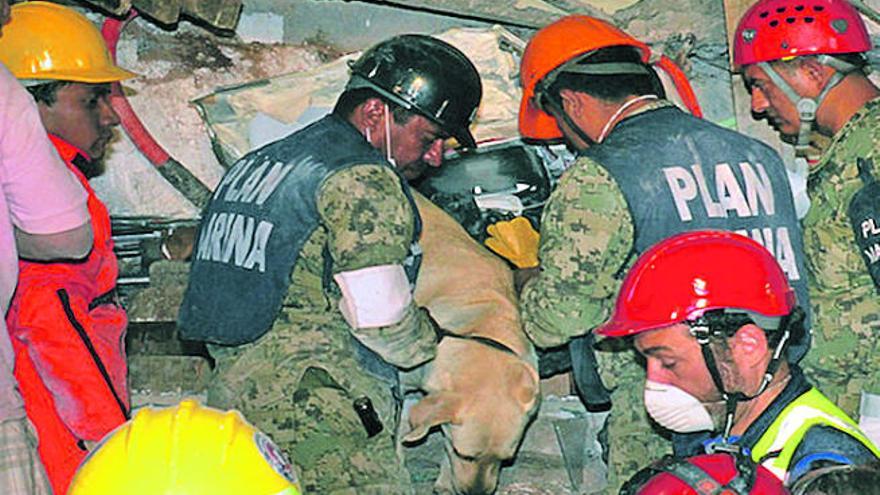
[519, 156, 634, 348]
[317, 164, 436, 368]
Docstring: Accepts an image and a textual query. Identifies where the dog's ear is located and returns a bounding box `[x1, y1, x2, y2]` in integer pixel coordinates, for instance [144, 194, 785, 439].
[508, 361, 540, 413]
[403, 392, 464, 444]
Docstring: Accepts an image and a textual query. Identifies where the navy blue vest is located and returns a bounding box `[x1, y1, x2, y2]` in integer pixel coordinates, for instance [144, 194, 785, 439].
[178, 114, 422, 346]
[584, 105, 812, 361]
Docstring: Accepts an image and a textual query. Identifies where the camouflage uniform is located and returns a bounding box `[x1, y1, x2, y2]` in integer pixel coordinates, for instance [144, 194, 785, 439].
[800, 97, 880, 418]
[519, 150, 669, 493]
[207, 165, 436, 495]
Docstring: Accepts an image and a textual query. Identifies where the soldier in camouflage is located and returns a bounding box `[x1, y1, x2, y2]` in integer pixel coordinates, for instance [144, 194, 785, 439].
[178, 35, 482, 495]
[515, 15, 811, 492]
[733, 0, 880, 440]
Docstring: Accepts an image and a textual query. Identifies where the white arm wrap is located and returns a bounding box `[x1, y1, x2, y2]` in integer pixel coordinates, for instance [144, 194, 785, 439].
[333, 264, 413, 329]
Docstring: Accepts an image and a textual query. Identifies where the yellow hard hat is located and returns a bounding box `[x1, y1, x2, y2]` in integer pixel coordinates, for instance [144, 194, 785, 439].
[67, 400, 303, 495]
[0, 1, 136, 84]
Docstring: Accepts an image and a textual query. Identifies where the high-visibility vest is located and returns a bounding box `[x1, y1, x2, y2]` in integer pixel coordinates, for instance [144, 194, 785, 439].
[751, 387, 880, 483]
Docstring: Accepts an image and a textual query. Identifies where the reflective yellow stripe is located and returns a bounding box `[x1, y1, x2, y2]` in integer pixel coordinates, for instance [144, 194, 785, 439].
[751, 388, 880, 483]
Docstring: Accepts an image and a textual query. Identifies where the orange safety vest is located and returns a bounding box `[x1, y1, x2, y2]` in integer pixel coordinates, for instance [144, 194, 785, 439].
[6, 135, 128, 495]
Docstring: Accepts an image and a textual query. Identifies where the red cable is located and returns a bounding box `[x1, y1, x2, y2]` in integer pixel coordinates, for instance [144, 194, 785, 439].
[101, 12, 172, 166]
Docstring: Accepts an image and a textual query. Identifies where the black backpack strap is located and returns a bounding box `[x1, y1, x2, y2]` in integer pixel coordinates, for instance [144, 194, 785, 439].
[569, 333, 612, 411]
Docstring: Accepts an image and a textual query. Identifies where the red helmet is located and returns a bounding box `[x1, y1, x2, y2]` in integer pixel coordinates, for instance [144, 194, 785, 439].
[623, 454, 789, 495]
[733, 0, 871, 69]
[596, 230, 796, 338]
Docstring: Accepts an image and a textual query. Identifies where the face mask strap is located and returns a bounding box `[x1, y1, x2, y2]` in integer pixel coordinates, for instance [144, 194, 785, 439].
[383, 102, 396, 167]
[596, 94, 659, 143]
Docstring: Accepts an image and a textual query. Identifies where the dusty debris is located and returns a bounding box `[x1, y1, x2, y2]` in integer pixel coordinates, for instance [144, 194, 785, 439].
[79, 0, 243, 31]
[615, 0, 725, 46]
[192, 26, 525, 166]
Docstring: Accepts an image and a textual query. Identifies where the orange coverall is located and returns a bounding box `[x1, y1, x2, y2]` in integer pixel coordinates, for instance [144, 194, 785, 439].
[6, 135, 128, 494]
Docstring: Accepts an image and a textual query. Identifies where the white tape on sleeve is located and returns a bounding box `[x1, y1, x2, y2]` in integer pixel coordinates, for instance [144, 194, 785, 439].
[333, 264, 412, 329]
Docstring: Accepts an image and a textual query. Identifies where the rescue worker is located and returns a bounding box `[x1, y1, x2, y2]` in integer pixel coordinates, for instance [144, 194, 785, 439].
[0, 3, 135, 493]
[620, 453, 788, 495]
[597, 230, 879, 487]
[510, 14, 812, 490]
[0, 0, 94, 492]
[178, 34, 482, 494]
[68, 400, 303, 495]
[733, 0, 880, 437]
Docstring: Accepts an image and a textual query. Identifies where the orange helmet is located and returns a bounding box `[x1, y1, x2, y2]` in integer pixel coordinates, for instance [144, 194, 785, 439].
[596, 230, 796, 338]
[519, 15, 702, 141]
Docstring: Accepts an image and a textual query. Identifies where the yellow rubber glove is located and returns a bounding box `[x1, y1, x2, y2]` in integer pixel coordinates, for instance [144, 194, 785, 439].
[484, 216, 540, 268]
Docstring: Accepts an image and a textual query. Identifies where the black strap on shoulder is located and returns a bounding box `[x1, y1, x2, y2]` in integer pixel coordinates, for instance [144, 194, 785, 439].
[665, 461, 727, 494]
[569, 333, 612, 411]
[56, 288, 129, 421]
[88, 287, 119, 311]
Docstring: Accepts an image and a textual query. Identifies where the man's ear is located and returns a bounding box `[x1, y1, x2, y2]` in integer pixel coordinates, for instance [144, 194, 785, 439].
[359, 97, 385, 129]
[731, 323, 769, 366]
[798, 57, 838, 93]
[36, 102, 57, 135]
[558, 89, 584, 118]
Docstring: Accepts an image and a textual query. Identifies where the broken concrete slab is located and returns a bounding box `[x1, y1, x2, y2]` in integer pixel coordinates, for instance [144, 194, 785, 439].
[128, 354, 211, 408]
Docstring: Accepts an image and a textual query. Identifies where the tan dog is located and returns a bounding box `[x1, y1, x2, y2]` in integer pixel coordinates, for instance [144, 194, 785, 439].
[405, 192, 540, 494]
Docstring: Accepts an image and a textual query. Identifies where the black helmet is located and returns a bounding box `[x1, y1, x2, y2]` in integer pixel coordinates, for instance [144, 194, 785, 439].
[347, 34, 482, 149]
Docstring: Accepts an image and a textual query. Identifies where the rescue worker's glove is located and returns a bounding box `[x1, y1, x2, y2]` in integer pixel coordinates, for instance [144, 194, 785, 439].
[484, 217, 540, 269]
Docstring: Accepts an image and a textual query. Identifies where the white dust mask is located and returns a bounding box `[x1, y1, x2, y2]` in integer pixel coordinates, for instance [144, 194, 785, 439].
[644, 380, 715, 433]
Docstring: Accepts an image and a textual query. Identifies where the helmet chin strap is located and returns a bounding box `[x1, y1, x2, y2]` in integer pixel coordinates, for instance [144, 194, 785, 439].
[757, 57, 853, 155]
[689, 314, 791, 444]
[543, 97, 595, 148]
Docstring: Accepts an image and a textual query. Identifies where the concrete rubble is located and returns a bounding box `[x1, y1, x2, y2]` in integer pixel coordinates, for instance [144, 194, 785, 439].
[97, 0, 813, 217]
